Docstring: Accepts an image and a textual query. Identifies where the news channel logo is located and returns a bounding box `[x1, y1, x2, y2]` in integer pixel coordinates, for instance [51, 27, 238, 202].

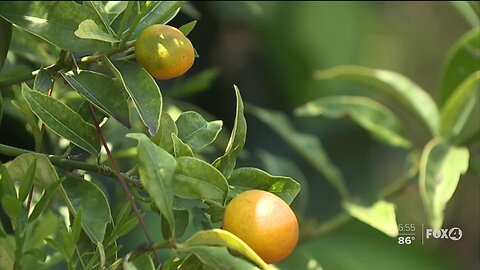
[396, 224, 463, 245]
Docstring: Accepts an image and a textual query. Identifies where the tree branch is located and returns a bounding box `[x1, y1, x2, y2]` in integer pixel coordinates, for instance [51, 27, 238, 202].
[86, 103, 161, 265]
[0, 41, 136, 89]
[0, 143, 142, 188]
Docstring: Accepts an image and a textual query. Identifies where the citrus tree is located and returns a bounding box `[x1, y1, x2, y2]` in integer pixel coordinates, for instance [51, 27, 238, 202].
[0, 1, 478, 270]
[0, 2, 301, 269]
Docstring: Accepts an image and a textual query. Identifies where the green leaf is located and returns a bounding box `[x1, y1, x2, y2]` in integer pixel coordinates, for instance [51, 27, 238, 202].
[128, 1, 183, 39]
[174, 157, 229, 204]
[71, 209, 82, 245]
[0, 237, 15, 270]
[172, 133, 194, 157]
[33, 68, 52, 93]
[11, 93, 42, 147]
[0, 1, 111, 53]
[113, 214, 138, 240]
[296, 96, 411, 148]
[74, 19, 118, 42]
[17, 161, 36, 202]
[185, 246, 261, 270]
[315, 65, 440, 136]
[170, 67, 219, 98]
[0, 92, 2, 123]
[7, 153, 58, 188]
[0, 17, 11, 71]
[114, 61, 162, 135]
[176, 111, 223, 151]
[22, 84, 101, 156]
[104, 1, 128, 21]
[162, 209, 189, 240]
[182, 229, 270, 270]
[127, 133, 176, 235]
[229, 167, 300, 205]
[247, 104, 348, 198]
[7, 27, 58, 66]
[151, 113, 178, 154]
[191, 207, 213, 230]
[257, 150, 309, 215]
[25, 211, 58, 248]
[0, 163, 16, 197]
[1, 194, 22, 218]
[451, 2, 480, 30]
[419, 139, 470, 230]
[440, 27, 480, 106]
[179, 20, 197, 36]
[213, 86, 247, 178]
[123, 254, 155, 270]
[62, 176, 112, 243]
[60, 70, 131, 128]
[343, 201, 399, 237]
[440, 71, 480, 139]
[28, 179, 63, 222]
[178, 254, 203, 270]
[84, 1, 116, 37]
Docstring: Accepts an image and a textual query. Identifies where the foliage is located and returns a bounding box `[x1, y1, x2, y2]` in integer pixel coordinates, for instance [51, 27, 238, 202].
[0, 1, 478, 270]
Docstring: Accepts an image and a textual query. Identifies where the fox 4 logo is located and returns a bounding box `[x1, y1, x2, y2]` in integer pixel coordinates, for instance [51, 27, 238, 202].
[425, 227, 462, 241]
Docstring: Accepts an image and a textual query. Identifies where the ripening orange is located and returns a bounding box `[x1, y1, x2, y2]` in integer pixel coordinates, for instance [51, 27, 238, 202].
[222, 189, 299, 263]
[135, 24, 195, 80]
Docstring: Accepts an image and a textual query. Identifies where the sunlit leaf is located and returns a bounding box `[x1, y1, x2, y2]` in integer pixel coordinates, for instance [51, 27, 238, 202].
[419, 139, 469, 229]
[74, 19, 118, 42]
[343, 201, 399, 237]
[179, 20, 197, 36]
[7, 153, 58, 188]
[185, 246, 261, 270]
[0, 1, 111, 53]
[229, 167, 300, 205]
[123, 254, 155, 270]
[182, 229, 270, 270]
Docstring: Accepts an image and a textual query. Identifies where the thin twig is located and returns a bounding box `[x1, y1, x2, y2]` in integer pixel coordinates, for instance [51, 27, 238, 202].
[0, 41, 136, 89]
[86, 103, 161, 265]
[0, 143, 142, 188]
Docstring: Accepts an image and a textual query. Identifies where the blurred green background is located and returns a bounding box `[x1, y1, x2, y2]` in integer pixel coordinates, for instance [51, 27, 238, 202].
[163, 2, 478, 269]
[0, 2, 477, 269]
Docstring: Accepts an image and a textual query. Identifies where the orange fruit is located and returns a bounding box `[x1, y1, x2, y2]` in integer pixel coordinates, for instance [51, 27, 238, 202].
[223, 189, 299, 263]
[135, 24, 194, 80]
